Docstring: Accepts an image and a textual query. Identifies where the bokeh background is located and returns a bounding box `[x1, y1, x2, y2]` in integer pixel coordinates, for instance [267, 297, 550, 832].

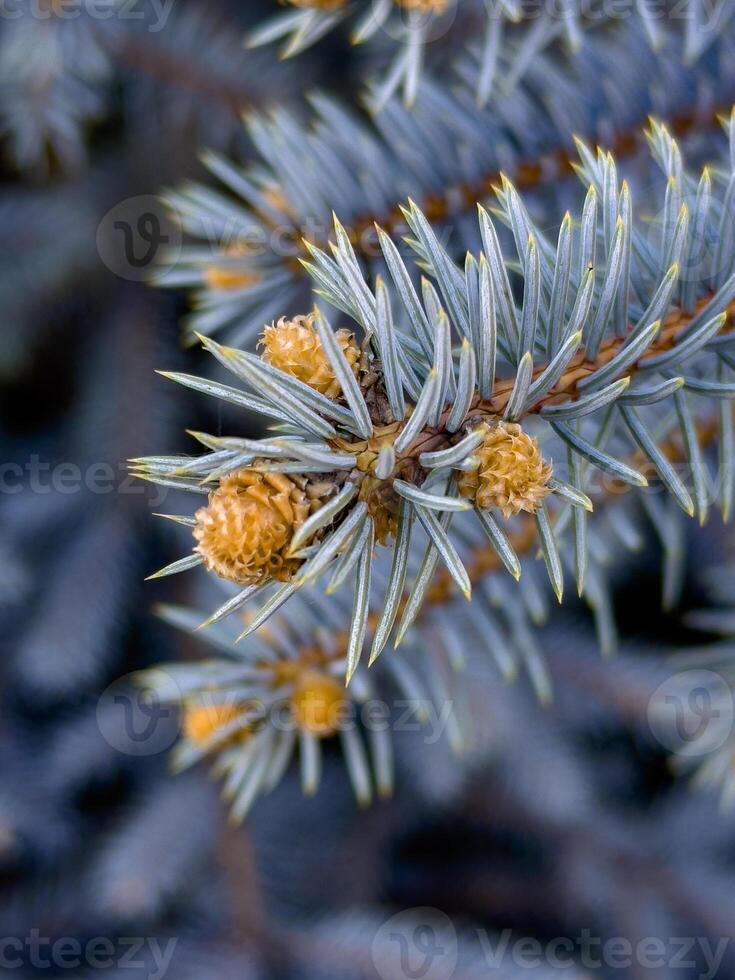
[2, 2, 735, 978]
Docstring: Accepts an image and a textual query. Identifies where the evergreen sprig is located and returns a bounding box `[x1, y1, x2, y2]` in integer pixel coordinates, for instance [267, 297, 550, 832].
[134, 410, 728, 817]
[0, 1, 119, 172]
[158, 22, 735, 349]
[137, 595, 461, 818]
[0, 0, 293, 174]
[136, 119, 735, 704]
[246, 0, 734, 108]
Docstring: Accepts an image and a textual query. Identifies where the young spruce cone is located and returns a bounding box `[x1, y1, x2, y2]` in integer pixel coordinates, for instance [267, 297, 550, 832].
[458, 421, 553, 519]
[260, 315, 360, 399]
[290, 670, 346, 738]
[395, 0, 448, 12]
[183, 703, 249, 746]
[193, 470, 313, 585]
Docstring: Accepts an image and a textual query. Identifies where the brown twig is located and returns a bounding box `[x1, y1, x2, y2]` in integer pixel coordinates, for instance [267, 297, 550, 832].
[351, 101, 728, 251]
[101, 29, 255, 118]
[335, 294, 735, 463]
[296, 101, 731, 267]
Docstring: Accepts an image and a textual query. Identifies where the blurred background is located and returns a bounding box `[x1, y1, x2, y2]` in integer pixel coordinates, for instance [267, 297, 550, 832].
[2, 1, 735, 978]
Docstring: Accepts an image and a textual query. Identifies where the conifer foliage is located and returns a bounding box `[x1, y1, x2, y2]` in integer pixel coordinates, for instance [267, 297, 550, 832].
[137, 111, 735, 812]
[4, 0, 735, 971]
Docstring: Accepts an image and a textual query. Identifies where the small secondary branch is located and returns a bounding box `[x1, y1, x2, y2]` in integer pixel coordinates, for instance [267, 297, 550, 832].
[296, 294, 735, 668]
